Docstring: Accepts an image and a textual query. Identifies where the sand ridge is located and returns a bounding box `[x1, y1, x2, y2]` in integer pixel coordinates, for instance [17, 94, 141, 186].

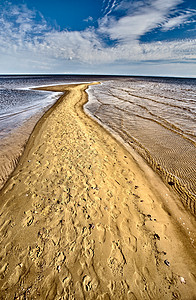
[0, 83, 196, 299]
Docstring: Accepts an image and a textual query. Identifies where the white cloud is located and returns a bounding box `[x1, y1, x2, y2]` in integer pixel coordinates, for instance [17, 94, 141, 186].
[152, 0, 183, 11]
[0, 0, 195, 76]
[98, 12, 163, 42]
[98, 0, 185, 42]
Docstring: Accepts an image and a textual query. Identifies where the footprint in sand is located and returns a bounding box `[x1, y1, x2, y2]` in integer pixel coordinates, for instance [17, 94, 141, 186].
[29, 243, 44, 263]
[22, 210, 34, 227]
[111, 205, 121, 219]
[41, 273, 58, 299]
[108, 280, 135, 299]
[127, 291, 138, 300]
[0, 219, 11, 242]
[96, 292, 111, 300]
[97, 223, 106, 243]
[83, 275, 93, 292]
[2, 259, 29, 290]
[41, 266, 73, 299]
[120, 219, 137, 252]
[82, 237, 95, 267]
[0, 262, 8, 279]
[133, 271, 146, 296]
[55, 251, 66, 271]
[108, 241, 126, 276]
[59, 266, 72, 291]
[142, 267, 158, 298]
[82, 275, 98, 293]
[75, 281, 85, 299]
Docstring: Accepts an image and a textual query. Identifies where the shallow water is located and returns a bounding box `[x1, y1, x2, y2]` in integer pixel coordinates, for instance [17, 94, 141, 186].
[85, 77, 196, 214]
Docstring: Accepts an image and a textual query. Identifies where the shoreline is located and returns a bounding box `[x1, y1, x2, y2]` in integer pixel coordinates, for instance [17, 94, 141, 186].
[0, 83, 196, 299]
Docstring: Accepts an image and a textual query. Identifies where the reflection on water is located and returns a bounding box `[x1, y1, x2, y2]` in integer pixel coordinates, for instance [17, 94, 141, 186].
[85, 78, 196, 215]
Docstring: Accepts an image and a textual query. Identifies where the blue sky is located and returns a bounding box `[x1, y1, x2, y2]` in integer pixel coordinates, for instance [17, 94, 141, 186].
[0, 0, 196, 76]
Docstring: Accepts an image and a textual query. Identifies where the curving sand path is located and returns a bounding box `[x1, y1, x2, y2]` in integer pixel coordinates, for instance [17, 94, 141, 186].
[0, 83, 196, 299]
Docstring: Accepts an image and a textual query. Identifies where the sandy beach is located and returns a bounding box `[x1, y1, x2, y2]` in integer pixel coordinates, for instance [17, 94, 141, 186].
[0, 83, 196, 299]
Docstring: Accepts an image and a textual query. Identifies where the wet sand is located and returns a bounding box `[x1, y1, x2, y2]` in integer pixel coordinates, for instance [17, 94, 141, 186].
[0, 83, 196, 299]
[0, 114, 44, 190]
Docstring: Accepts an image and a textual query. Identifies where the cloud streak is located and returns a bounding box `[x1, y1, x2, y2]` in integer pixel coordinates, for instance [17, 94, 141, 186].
[102, 0, 118, 16]
[161, 9, 196, 31]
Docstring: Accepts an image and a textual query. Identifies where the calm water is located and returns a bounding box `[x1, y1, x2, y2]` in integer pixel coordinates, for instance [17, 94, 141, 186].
[85, 77, 196, 214]
[0, 75, 196, 215]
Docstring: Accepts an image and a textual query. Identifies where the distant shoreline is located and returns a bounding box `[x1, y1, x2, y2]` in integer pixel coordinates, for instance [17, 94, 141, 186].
[1, 73, 196, 80]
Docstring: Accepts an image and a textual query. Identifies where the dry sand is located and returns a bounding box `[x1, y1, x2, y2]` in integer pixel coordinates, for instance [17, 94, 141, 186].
[0, 83, 196, 299]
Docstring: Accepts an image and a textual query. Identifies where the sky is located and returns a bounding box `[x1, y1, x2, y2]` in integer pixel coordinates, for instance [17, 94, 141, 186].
[0, 0, 196, 77]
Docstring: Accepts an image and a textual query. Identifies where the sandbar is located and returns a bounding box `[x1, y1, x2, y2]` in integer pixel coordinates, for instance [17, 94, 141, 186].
[0, 83, 195, 299]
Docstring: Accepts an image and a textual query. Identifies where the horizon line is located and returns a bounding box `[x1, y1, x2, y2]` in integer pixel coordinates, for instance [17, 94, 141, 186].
[0, 73, 196, 79]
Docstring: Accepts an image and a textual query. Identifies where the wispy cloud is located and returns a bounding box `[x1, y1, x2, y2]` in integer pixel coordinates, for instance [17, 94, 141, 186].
[83, 16, 93, 22]
[102, 0, 118, 16]
[0, 3, 48, 52]
[114, 0, 183, 15]
[161, 9, 196, 31]
[0, 0, 195, 75]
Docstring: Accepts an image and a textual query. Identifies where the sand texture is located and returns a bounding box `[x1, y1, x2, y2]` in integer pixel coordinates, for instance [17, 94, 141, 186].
[0, 83, 196, 299]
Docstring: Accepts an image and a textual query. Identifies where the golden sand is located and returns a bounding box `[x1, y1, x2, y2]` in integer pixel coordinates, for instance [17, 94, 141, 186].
[0, 83, 196, 299]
